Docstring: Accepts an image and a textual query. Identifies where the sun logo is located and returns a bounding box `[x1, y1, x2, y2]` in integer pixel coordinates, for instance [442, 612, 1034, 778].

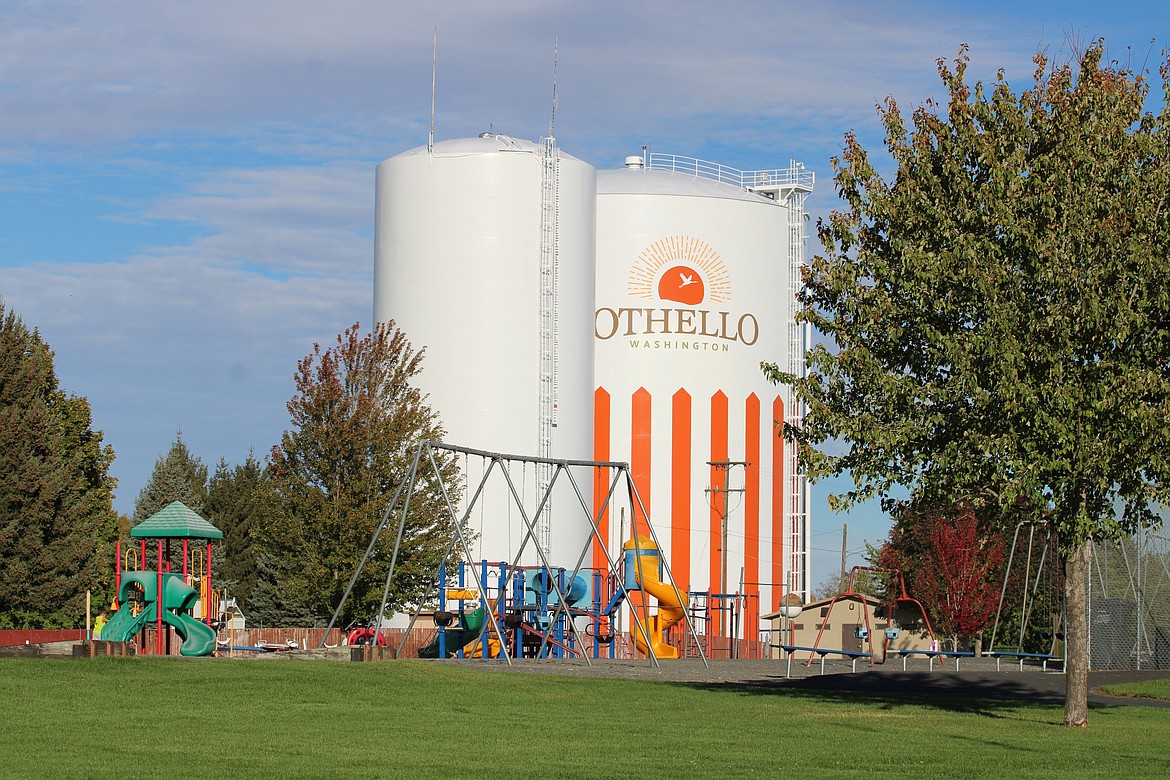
[627, 236, 730, 306]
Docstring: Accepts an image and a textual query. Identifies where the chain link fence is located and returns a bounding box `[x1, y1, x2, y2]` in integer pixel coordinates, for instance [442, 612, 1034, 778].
[1089, 528, 1170, 670]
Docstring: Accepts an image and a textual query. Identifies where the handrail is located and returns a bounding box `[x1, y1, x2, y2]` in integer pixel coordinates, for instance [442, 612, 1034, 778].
[647, 153, 814, 191]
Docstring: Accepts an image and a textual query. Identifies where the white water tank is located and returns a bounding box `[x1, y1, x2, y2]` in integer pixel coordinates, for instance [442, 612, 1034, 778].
[592, 161, 807, 626]
[374, 135, 597, 565]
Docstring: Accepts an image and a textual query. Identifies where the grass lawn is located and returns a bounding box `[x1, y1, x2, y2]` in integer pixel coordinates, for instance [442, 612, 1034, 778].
[2, 657, 1168, 779]
[1098, 678, 1170, 701]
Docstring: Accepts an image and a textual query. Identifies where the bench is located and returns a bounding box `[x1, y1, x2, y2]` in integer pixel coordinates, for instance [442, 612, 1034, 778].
[887, 649, 975, 672]
[988, 651, 1063, 672]
[779, 645, 872, 676]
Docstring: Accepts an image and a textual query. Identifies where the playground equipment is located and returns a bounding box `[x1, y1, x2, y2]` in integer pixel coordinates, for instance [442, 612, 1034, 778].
[325, 441, 708, 668]
[624, 537, 685, 659]
[803, 565, 936, 669]
[989, 523, 1065, 668]
[417, 559, 625, 660]
[108, 501, 223, 656]
[345, 622, 387, 647]
[103, 571, 217, 656]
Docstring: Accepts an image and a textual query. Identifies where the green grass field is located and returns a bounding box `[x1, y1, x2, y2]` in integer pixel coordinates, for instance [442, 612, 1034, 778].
[2, 658, 1168, 779]
[1098, 678, 1170, 701]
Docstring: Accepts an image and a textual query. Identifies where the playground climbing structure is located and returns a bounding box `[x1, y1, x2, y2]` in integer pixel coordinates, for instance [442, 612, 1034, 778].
[106, 501, 222, 657]
[326, 440, 708, 668]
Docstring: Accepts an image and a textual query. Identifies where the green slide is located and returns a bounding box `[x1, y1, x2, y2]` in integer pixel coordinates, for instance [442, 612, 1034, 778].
[101, 601, 156, 643]
[164, 610, 218, 657]
[418, 607, 486, 658]
[160, 573, 217, 656]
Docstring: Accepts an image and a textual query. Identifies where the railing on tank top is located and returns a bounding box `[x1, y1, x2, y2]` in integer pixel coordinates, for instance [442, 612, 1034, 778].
[647, 153, 814, 191]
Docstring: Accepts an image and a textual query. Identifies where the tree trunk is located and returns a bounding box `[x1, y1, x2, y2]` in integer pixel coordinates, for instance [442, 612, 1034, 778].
[1063, 538, 1091, 727]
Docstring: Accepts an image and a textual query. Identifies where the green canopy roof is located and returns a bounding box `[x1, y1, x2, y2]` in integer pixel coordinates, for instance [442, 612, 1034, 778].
[131, 501, 223, 540]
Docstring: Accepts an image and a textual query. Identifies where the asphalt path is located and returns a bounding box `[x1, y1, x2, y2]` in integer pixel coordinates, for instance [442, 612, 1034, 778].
[443, 656, 1170, 708]
[759, 668, 1170, 708]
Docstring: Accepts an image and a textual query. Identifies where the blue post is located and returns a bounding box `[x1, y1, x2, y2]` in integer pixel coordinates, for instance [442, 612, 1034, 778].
[555, 568, 566, 658]
[456, 561, 466, 659]
[481, 559, 492, 659]
[438, 561, 447, 659]
[494, 561, 506, 660]
[592, 571, 602, 659]
[512, 565, 524, 657]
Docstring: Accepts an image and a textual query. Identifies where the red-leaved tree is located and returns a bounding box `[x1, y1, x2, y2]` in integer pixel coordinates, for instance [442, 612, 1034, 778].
[879, 506, 1005, 648]
[919, 509, 1005, 645]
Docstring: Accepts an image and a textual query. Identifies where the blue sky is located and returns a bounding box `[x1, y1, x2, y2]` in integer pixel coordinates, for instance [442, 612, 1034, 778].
[1, 1, 1166, 587]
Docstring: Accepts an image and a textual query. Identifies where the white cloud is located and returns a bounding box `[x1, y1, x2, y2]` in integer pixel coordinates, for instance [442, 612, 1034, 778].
[3, 0, 1166, 533]
[0, 0, 1049, 151]
[0, 251, 369, 513]
[0, 153, 374, 512]
[140, 163, 372, 276]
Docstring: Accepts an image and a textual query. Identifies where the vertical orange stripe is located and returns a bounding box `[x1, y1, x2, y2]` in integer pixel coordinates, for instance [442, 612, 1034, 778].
[744, 394, 760, 635]
[709, 391, 728, 599]
[671, 390, 692, 594]
[631, 388, 652, 540]
[593, 388, 611, 571]
[772, 396, 785, 609]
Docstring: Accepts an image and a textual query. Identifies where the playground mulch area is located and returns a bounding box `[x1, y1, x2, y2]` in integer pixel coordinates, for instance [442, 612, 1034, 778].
[441, 655, 1170, 708]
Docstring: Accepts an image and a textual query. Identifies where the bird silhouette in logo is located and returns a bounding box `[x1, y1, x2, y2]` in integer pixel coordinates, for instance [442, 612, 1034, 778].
[658, 265, 705, 305]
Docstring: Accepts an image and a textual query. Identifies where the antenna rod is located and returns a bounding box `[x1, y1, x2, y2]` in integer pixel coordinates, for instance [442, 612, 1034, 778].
[549, 37, 558, 139]
[429, 27, 437, 153]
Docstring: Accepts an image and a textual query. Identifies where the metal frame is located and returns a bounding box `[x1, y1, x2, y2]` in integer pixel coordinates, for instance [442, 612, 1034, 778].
[323, 440, 708, 669]
[806, 565, 937, 669]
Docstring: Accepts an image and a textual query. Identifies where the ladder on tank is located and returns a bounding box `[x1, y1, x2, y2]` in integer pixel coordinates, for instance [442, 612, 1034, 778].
[780, 162, 812, 601]
[536, 136, 560, 557]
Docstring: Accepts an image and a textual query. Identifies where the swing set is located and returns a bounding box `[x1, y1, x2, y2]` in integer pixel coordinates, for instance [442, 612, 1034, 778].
[792, 565, 938, 672]
[323, 440, 708, 668]
[988, 522, 1065, 671]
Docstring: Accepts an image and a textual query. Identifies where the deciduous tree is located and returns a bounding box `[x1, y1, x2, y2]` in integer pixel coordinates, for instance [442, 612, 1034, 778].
[879, 506, 1005, 648]
[266, 321, 459, 625]
[765, 43, 1170, 726]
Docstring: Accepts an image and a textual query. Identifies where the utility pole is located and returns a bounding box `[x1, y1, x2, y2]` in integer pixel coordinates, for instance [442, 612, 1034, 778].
[706, 460, 748, 637]
[840, 523, 848, 593]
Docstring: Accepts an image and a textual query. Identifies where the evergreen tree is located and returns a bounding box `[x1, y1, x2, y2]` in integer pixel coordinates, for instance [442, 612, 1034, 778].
[134, 432, 209, 522]
[205, 453, 271, 613]
[266, 321, 459, 626]
[0, 301, 119, 628]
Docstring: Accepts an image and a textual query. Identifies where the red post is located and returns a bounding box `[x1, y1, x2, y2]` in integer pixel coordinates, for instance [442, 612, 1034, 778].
[140, 540, 146, 570]
[182, 539, 189, 578]
[114, 539, 121, 604]
[156, 541, 164, 656]
[165, 539, 171, 573]
[206, 543, 213, 623]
